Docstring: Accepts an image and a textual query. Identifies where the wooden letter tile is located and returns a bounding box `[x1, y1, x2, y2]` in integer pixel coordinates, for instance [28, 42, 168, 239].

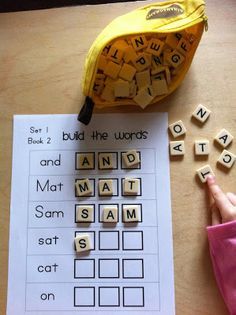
[100, 84, 115, 102]
[123, 205, 139, 222]
[114, 79, 130, 97]
[99, 179, 114, 196]
[98, 152, 115, 169]
[192, 104, 211, 123]
[107, 45, 124, 64]
[133, 86, 154, 108]
[122, 150, 140, 168]
[76, 153, 95, 170]
[119, 63, 137, 82]
[103, 205, 118, 223]
[218, 150, 236, 169]
[75, 179, 93, 197]
[169, 141, 185, 156]
[166, 50, 185, 68]
[75, 234, 91, 253]
[146, 38, 164, 56]
[131, 35, 148, 51]
[215, 128, 234, 148]
[133, 53, 151, 72]
[123, 178, 140, 195]
[152, 79, 168, 96]
[104, 61, 122, 79]
[135, 69, 151, 89]
[169, 120, 186, 138]
[76, 205, 94, 223]
[195, 140, 210, 155]
[196, 165, 215, 183]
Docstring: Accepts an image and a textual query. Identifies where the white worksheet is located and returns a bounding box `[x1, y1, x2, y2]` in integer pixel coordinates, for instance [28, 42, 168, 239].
[7, 113, 175, 315]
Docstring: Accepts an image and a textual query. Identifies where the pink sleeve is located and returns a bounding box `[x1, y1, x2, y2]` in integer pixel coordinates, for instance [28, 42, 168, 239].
[207, 220, 236, 315]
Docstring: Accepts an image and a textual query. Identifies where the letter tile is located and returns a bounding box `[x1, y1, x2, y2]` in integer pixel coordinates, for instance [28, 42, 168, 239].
[214, 128, 234, 148]
[107, 45, 124, 64]
[76, 153, 95, 170]
[135, 70, 151, 90]
[169, 120, 186, 138]
[75, 234, 91, 253]
[123, 205, 139, 222]
[217, 150, 236, 169]
[75, 179, 93, 197]
[98, 152, 115, 169]
[195, 140, 210, 155]
[114, 79, 130, 97]
[133, 86, 154, 108]
[76, 205, 94, 222]
[166, 50, 185, 68]
[103, 205, 118, 223]
[146, 38, 165, 56]
[123, 178, 140, 195]
[196, 165, 215, 183]
[104, 61, 122, 79]
[131, 35, 148, 51]
[119, 63, 137, 82]
[192, 104, 211, 123]
[169, 141, 185, 156]
[99, 179, 114, 196]
[122, 150, 140, 167]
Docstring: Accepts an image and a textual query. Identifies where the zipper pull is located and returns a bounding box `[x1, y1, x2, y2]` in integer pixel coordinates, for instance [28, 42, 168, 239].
[203, 15, 208, 32]
[78, 96, 94, 125]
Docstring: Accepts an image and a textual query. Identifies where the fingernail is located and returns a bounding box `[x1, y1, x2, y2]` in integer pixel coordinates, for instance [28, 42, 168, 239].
[206, 175, 215, 183]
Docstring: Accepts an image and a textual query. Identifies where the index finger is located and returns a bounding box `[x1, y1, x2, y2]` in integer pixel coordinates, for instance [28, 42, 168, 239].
[207, 175, 232, 212]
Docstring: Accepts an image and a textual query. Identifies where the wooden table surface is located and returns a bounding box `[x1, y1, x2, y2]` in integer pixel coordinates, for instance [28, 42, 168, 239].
[0, 0, 235, 314]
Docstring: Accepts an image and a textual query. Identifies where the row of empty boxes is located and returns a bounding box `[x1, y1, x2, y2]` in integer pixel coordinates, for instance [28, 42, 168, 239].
[74, 286, 145, 307]
[74, 258, 144, 279]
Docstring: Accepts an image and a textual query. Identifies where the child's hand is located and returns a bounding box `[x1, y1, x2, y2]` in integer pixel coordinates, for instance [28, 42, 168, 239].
[207, 175, 236, 225]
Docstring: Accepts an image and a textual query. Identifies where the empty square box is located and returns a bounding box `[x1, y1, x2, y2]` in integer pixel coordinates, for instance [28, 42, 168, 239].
[122, 231, 143, 250]
[122, 259, 144, 278]
[123, 287, 144, 307]
[99, 231, 119, 250]
[74, 259, 95, 279]
[99, 287, 120, 307]
[74, 287, 95, 307]
[98, 259, 119, 278]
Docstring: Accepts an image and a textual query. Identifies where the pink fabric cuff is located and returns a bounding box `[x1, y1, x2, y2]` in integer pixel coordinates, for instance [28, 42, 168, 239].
[207, 220, 236, 240]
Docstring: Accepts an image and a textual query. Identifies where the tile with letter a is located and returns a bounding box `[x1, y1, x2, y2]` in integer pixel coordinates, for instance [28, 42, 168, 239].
[103, 205, 118, 223]
[215, 128, 234, 148]
[98, 179, 114, 196]
[76, 152, 95, 170]
[169, 141, 185, 156]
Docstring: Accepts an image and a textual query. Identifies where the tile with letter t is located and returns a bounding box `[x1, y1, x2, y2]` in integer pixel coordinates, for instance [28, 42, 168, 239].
[196, 164, 215, 183]
[122, 178, 141, 196]
[194, 140, 210, 155]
